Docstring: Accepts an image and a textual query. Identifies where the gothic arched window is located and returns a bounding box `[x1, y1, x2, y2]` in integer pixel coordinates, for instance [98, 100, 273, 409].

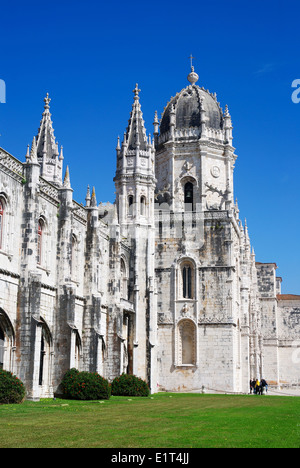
[184, 182, 194, 212]
[37, 220, 43, 265]
[74, 331, 81, 370]
[128, 195, 134, 215]
[0, 200, 4, 250]
[120, 258, 128, 299]
[0, 309, 15, 372]
[181, 261, 195, 299]
[39, 331, 45, 386]
[140, 196, 146, 217]
[71, 235, 78, 279]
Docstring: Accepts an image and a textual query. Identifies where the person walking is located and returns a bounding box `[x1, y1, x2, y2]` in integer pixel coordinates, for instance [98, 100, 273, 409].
[255, 379, 261, 395]
[261, 378, 268, 394]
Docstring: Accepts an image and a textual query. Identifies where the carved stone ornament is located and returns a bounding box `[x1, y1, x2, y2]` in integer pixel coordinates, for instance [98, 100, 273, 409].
[211, 166, 220, 178]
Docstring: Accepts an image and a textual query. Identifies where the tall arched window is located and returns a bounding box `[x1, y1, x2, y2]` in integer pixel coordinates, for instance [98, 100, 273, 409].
[128, 195, 134, 215]
[74, 331, 81, 370]
[71, 235, 78, 279]
[184, 182, 194, 212]
[120, 258, 128, 299]
[140, 196, 146, 217]
[39, 331, 45, 386]
[37, 220, 43, 265]
[180, 260, 195, 300]
[0, 200, 4, 250]
[182, 264, 192, 299]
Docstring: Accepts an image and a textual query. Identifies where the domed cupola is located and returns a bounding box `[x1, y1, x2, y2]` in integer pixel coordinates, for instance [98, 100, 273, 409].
[156, 66, 231, 146]
[154, 65, 235, 214]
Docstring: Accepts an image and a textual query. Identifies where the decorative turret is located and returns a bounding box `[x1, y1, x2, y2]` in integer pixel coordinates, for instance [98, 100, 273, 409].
[224, 104, 233, 145]
[28, 137, 39, 165]
[91, 186, 97, 207]
[114, 83, 156, 228]
[114, 83, 157, 389]
[85, 185, 91, 207]
[24, 136, 41, 198]
[153, 110, 159, 146]
[63, 165, 71, 189]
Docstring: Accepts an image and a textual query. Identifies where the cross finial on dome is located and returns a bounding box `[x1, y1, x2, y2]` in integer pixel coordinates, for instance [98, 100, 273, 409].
[187, 55, 199, 85]
[189, 54, 195, 69]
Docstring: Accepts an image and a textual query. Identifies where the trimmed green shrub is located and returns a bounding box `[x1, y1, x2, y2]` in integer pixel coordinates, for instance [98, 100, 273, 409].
[61, 368, 111, 400]
[0, 369, 26, 404]
[111, 373, 150, 397]
[60, 368, 79, 395]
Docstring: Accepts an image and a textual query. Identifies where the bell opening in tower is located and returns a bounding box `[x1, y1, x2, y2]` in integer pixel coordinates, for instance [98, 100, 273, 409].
[184, 182, 194, 212]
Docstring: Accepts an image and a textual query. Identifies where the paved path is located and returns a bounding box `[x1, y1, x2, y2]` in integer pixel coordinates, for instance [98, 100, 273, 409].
[267, 388, 300, 397]
[180, 387, 300, 397]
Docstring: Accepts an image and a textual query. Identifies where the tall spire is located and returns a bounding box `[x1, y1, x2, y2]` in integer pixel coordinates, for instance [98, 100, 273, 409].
[35, 93, 63, 185]
[123, 84, 148, 151]
[36, 93, 59, 160]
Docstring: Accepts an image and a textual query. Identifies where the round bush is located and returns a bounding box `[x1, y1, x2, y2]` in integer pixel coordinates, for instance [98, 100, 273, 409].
[111, 373, 150, 397]
[61, 368, 111, 400]
[0, 369, 26, 404]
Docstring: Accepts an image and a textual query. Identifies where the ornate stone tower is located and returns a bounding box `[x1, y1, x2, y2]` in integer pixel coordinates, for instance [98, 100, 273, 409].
[154, 65, 257, 393]
[114, 85, 157, 391]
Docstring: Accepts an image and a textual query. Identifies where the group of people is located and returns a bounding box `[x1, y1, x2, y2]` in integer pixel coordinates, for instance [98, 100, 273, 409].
[250, 378, 268, 395]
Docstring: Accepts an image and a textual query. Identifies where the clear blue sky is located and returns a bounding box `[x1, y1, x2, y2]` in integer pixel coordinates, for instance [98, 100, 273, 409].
[0, 0, 299, 293]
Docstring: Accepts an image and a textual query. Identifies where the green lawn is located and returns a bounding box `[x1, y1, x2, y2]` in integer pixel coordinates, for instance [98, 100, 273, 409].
[0, 393, 299, 448]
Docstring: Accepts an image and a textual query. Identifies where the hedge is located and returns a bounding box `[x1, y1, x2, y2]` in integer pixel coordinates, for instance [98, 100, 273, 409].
[111, 373, 150, 397]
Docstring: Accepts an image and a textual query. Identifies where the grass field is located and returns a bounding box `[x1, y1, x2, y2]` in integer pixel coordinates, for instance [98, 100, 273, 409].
[0, 393, 299, 448]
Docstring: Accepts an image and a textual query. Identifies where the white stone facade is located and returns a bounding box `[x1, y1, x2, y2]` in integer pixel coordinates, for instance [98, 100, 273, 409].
[0, 70, 299, 399]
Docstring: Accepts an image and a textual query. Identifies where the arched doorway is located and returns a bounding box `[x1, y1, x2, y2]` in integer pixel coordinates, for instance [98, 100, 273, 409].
[38, 319, 53, 397]
[0, 309, 15, 372]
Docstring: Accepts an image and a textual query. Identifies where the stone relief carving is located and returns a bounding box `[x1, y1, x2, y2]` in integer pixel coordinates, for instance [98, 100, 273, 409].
[155, 183, 171, 205]
[205, 181, 230, 211]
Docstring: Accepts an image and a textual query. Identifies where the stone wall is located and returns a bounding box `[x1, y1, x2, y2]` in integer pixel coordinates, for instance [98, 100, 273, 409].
[277, 296, 300, 387]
